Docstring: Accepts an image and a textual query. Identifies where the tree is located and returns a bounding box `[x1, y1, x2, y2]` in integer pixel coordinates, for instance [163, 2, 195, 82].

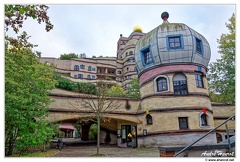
[59, 53, 78, 60]
[5, 4, 53, 33]
[5, 4, 56, 156]
[207, 13, 235, 104]
[5, 38, 56, 155]
[127, 78, 141, 98]
[69, 82, 121, 155]
[108, 85, 126, 97]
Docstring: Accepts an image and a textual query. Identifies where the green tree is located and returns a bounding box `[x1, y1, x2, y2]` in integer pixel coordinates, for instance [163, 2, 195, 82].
[127, 78, 141, 98]
[207, 13, 235, 104]
[5, 4, 55, 156]
[89, 124, 98, 140]
[5, 40, 56, 156]
[108, 85, 126, 97]
[59, 53, 78, 60]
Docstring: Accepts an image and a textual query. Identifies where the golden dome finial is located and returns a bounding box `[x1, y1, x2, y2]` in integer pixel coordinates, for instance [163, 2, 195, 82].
[133, 25, 143, 33]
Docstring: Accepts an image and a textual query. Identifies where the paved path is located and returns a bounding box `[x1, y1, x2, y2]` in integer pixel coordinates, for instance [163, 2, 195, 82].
[52, 145, 160, 157]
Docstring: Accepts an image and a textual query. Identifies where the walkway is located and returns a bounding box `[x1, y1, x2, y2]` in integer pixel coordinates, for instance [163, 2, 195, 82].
[52, 145, 160, 157]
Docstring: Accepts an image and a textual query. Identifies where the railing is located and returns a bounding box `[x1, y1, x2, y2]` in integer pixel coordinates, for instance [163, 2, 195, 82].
[174, 115, 235, 157]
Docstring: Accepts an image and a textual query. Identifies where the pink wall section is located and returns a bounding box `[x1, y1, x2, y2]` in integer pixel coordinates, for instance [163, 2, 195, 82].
[139, 65, 206, 85]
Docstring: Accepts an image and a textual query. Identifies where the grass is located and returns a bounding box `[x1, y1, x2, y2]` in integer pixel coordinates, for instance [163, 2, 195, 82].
[91, 153, 105, 157]
[21, 150, 59, 157]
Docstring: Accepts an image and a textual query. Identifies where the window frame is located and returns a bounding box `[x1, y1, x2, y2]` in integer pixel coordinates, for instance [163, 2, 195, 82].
[80, 64, 85, 69]
[199, 112, 210, 128]
[195, 36, 204, 56]
[140, 45, 154, 66]
[195, 73, 204, 88]
[178, 117, 189, 129]
[78, 74, 83, 79]
[146, 114, 153, 125]
[173, 73, 188, 95]
[74, 65, 79, 71]
[166, 34, 184, 50]
[154, 75, 170, 93]
[88, 66, 92, 71]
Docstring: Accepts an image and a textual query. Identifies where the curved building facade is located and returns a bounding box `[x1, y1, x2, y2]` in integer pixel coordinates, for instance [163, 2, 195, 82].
[135, 12, 216, 146]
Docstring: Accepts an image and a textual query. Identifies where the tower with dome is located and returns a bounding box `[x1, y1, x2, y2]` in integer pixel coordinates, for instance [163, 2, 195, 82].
[134, 12, 215, 146]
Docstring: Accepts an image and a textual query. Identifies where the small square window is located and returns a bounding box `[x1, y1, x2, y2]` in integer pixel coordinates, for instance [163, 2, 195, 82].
[169, 37, 181, 48]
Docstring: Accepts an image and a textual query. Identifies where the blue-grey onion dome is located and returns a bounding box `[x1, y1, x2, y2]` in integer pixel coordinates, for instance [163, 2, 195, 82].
[134, 21, 211, 75]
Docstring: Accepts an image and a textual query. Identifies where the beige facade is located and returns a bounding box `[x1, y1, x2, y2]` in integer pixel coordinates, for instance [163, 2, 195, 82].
[41, 24, 235, 148]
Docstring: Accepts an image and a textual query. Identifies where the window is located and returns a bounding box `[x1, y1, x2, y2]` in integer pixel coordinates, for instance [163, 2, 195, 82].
[87, 75, 91, 79]
[173, 74, 188, 95]
[74, 65, 79, 71]
[88, 66, 92, 71]
[201, 114, 208, 126]
[169, 37, 181, 48]
[143, 50, 152, 65]
[146, 114, 153, 125]
[78, 74, 83, 79]
[178, 117, 188, 129]
[127, 67, 129, 71]
[216, 133, 222, 143]
[195, 37, 203, 55]
[141, 46, 154, 66]
[129, 51, 133, 55]
[92, 67, 95, 71]
[157, 77, 168, 92]
[92, 75, 95, 79]
[199, 112, 209, 127]
[80, 64, 85, 69]
[74, 75, 77, 78]
[166, 34, 184, 50]
[195, 74, 204, 88]
[117, 71, 121, 74]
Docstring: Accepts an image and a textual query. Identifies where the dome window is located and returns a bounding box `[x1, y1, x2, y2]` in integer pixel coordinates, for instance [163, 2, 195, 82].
[140, 45, 154, 66]
[166, 34, 184, 50]
[195, 37, 203, 56]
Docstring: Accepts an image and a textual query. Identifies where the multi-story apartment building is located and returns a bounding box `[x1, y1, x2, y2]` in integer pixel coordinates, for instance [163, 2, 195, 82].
[39, 26, 144, 92]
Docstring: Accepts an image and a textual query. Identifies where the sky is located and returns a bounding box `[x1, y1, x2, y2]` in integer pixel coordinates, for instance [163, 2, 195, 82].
[4, 3, 236, 64]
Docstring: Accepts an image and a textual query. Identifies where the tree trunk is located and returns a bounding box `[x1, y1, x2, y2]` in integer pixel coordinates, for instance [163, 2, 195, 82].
[97, 116, 100, 155]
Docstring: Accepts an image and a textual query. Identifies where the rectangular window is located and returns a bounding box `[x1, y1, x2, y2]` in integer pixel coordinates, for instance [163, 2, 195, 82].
[195, 74, 204, 87]
[92, 75, 95, 79]
[92, 67, 95, 71]
[178, 117, 188, 129]
[173, 80, 188, 95]
[117, 71, 121, 74]
[143, 49, 153, 65]
[166, 34, 184, 50]
[140, 46, 154, 66]
[74, 75, 77, 78]
[78, 74, 83, 79]
[195, 37, 203, 55]
[87, 75, 91, 79]
[169, 37, 181, 48]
